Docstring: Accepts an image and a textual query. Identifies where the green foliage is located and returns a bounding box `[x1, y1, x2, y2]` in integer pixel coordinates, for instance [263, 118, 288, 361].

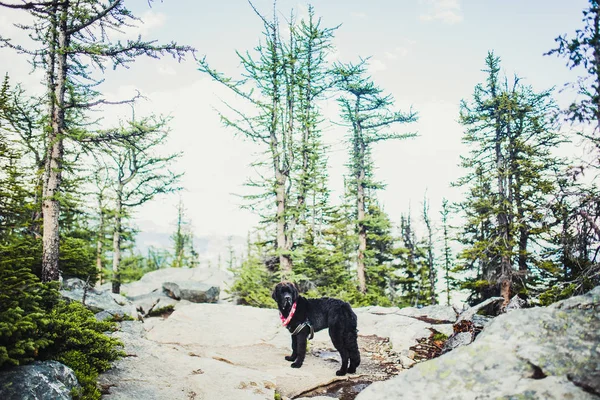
[147, 304, 175, 318]
[0, 264, 52, 368]
[39, 301, 124, 400]
[454, 51, 565, 303]
[0, 235, 96, 285]
[170, 198, 199, 268]
[227, 245, 278, 308]
[0, 262, 123, 400]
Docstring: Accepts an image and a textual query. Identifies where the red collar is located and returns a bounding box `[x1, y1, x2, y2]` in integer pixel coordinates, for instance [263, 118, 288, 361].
[279, 302, 297, 326]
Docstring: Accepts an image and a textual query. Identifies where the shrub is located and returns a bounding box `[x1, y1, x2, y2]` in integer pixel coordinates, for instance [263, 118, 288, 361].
[0, 263, 51, 367]
[39, 301, 124, 400]
[0, 262, 124, 400]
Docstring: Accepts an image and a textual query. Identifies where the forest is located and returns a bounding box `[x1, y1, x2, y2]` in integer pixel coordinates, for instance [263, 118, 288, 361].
[0, 1, 599, 399]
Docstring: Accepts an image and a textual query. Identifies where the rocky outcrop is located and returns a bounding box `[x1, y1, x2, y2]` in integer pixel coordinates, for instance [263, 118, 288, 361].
[0, 360, 80, 400]
[60, 278, 138, 319]
[356, 287, 600, 400]
[162, 281, 220, 303]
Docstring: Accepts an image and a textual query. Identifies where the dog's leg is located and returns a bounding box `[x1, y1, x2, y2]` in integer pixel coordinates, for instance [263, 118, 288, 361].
[285, 335, 297, 361]
[329, 328, 349, 376]
[290, 330, 309, 368]
[347, 331, 360, 374]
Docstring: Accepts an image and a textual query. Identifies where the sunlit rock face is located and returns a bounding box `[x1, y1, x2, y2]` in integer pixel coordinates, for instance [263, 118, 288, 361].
[357, 286, 600, 400]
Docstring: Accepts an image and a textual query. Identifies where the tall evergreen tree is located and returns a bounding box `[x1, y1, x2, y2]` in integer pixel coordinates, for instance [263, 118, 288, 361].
[396, 211, 430, 307]
[333, 60, 417, 293]
[104, 116, 181, 293]
[170, 198, 199, 268]
[199, 4, 336, 277]
[456, 52, 564, 305]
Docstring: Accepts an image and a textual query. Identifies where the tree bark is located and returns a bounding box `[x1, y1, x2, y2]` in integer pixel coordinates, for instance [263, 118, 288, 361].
[356, 134, 367, 294]
[112, 188, 123, 294]
[96, 198, 105, 284]
[41, 1, 68, 282]
[275, 168, 292, 275]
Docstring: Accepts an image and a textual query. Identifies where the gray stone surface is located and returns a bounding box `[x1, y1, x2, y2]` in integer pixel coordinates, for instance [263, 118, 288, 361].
[397, 304, 458, 323]
[0, 361, 80, 400]
[354, 307, 437, 356]
[99, 301, 452, 399]
[163, 281, 220, 303]
[60, 286, 137, 319]
[62, 277, 88, 291]
[128, 292, 179, 315]
[107, 267, 232, 300]
[356, 286, 600, 400]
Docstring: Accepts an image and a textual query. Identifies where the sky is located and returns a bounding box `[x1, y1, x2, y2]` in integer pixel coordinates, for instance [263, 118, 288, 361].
[0, 0, 591, 241]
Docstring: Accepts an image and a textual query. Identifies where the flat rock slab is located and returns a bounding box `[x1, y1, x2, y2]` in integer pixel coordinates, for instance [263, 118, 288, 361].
[100, 302, 446, 400]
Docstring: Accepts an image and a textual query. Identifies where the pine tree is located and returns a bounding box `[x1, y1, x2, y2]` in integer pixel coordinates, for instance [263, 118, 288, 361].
[104, 116, 181, 293]
[199, 4, 336, 277]
[456, 52, 565, 305]
[170, 198, 198, 268]
[396, 212, 430, 307]
[333, 60, 417, 293]
[545, 0, 600, 295]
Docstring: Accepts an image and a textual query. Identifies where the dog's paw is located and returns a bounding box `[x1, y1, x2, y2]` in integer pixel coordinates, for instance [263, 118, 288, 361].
[347, 366, 357, 374]
[285, 355, 296, 361]
[335, 369, 347, 376]
[290, 362, 302, 368]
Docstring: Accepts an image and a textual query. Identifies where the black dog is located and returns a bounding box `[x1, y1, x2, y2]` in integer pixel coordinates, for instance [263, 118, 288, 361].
[272, 282, 360, 376]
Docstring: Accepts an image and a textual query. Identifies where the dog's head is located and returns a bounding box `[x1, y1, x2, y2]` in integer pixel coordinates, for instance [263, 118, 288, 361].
[272, 281, 299, 314]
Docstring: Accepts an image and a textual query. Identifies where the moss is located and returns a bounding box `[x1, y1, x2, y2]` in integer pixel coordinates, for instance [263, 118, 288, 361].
[148, 304, 175, 317]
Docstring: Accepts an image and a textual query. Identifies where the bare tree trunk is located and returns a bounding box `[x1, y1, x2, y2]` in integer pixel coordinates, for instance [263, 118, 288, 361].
[112, 189, 123, 294]
[96, 201, 105, 284]
[496, 126, 512, 307]
[41, 2, 67, 282]
[356, 138, 367, 294]
[423, 198, 436, 305]
[275, 169, 292, 275]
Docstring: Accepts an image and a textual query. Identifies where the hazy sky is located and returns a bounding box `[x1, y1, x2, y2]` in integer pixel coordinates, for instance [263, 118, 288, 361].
[0, 0, 590, 239]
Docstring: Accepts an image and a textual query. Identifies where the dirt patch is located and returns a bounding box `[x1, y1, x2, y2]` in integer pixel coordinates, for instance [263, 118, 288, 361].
[297, 334, 404, 399]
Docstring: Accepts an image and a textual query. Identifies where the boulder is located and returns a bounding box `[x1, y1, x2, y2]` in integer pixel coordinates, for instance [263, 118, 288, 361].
[356, 286, 600, 400]
[354, 307, 440, 356]
[162, 281, 219, 303]
[0, 361, 81, 400]
[61, 277, 88, 291]
[60, 286, 137, 319]
[113, 267, 232, 299]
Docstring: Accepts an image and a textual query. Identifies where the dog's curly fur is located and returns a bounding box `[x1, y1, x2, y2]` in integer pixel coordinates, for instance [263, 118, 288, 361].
[272, 282, 360, 376]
